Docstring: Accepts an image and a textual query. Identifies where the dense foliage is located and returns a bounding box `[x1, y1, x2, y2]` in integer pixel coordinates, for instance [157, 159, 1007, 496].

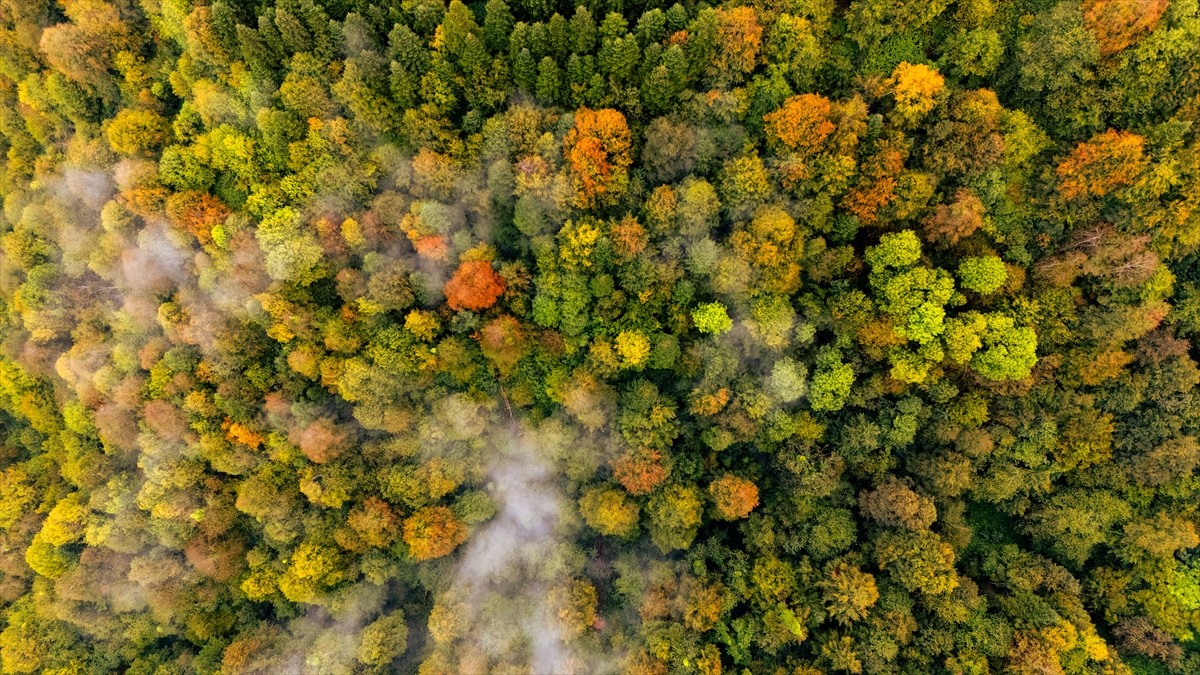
[0, 0, 1199, 672]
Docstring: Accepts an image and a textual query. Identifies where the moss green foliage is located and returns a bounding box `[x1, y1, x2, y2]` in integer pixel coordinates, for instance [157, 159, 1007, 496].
[0, 0, 1198, 672]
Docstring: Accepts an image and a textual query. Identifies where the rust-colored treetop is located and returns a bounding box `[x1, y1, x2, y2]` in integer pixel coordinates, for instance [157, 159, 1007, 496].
[563, 107, 633, 209]
[444, 259, 506, 311]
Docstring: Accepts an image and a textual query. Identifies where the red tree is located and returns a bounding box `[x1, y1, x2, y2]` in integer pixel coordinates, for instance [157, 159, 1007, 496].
[444, 260, 505, 311]
[612, 448, 670, 496]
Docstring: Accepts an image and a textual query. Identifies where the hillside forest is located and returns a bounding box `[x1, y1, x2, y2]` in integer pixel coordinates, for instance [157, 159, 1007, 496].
[1, 0, 1200, 673]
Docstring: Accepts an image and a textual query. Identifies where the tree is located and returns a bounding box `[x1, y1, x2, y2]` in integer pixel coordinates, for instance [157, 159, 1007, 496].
[256, 207, 325, 285]
[887, 62, 945, 126]
[769, 358, 808, 403]
[1130, 436, 1200, 487]
[483, 0, 514, 53]
[709, 474, 759, 520]
[612, 447, 670, 495]
[764, 14, 822, 90]
[719, 154, 772, 215]
[579, 487, 639, 537]
[923, 189, 985, 246]
[165, 191, 229, 244]
[278, 540, 345, 603]
[0, 597, 84, 673]
[333, 52, 401, 133]
[403, 506, 469, 561]
[347, 497, 399, 548]
[1028, 489, 1132, 567]
[868, 231, 955, 348]
[958, 256, 1007, 294]
[536, 57, 563, 106]
[648, 484, 703, 552]
[858, 479, 936, 530]
[921, 88, 1006, 178]
[106, 109, 170, 156]
[1083, 0, 1169, 57]
[732, 207, 805, 295]
[810, 349, 856, 412]
[478, 315, 527, 375]
[357, 612, 408, 666]
[874, 530, 958, 596]
[1014, 2, 1103, 136]
[820, 562, 879, 625]
[943, 28, 1004, 78]
[1113, 617, 1182, 665]
[159, 145, 216, 191]
[842, 141, 906, 224]
[1055, 129, 1147, 200]
[641, 117, 699, 183]
[970, 314, 1038, 381]
[711, 7, 762, 85]
[550, 580, 599, 637]
[867, 230, 922, 270]
[693, 303, 733, 335]
[764, 94, 835, 156]
[444, 260, 506, 311]
[39, 1, 132, 97]
[846, 0, 950, 49]
[616, 330, 651, 368]
[563, 108, 633, 208]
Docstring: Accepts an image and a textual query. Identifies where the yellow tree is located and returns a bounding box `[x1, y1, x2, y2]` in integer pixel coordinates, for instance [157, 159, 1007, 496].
[712, 6, 763, 84]
[887, 62, 945, 126]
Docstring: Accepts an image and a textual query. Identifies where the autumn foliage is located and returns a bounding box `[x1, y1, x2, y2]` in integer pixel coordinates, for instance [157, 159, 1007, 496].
[842, 141, 906, 224]
[298, 418, 348, 464]
[1056, 129, 1147, 200]
[887, 62, 945, 125]
[764, 94, 835, 156]
[478, 315, 526, 375]
[713, 7, 763, 81]
[7, 0, 1200, 671]
[1083, 0, 1169, 56]
[612, 447, 670, 496]
[923, 189, 986, 246]
[347, 497, 399, 548]
[165, 191, 230, 244]
[444, 260, 505, 311]
[563, 108, 633, 208]
[579, 487, 639, 537]
[708, 474, 759, 520]
[402, 506, 468, 561]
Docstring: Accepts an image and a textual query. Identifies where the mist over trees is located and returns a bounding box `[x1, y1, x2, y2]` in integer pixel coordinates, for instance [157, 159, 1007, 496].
[0, 0, 1199, 672]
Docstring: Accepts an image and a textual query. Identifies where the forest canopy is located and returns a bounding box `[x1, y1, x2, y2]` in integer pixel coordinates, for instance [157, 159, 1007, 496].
[0, 0, 1199, 672]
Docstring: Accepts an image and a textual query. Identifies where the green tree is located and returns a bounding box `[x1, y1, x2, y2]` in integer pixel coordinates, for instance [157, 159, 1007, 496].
[693, 302, 733, 335]
[357, 612, 409, 666]
[648, 484, 703, 552]
[106, 109, 170, 155]
[958, 256, 1007, 294]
